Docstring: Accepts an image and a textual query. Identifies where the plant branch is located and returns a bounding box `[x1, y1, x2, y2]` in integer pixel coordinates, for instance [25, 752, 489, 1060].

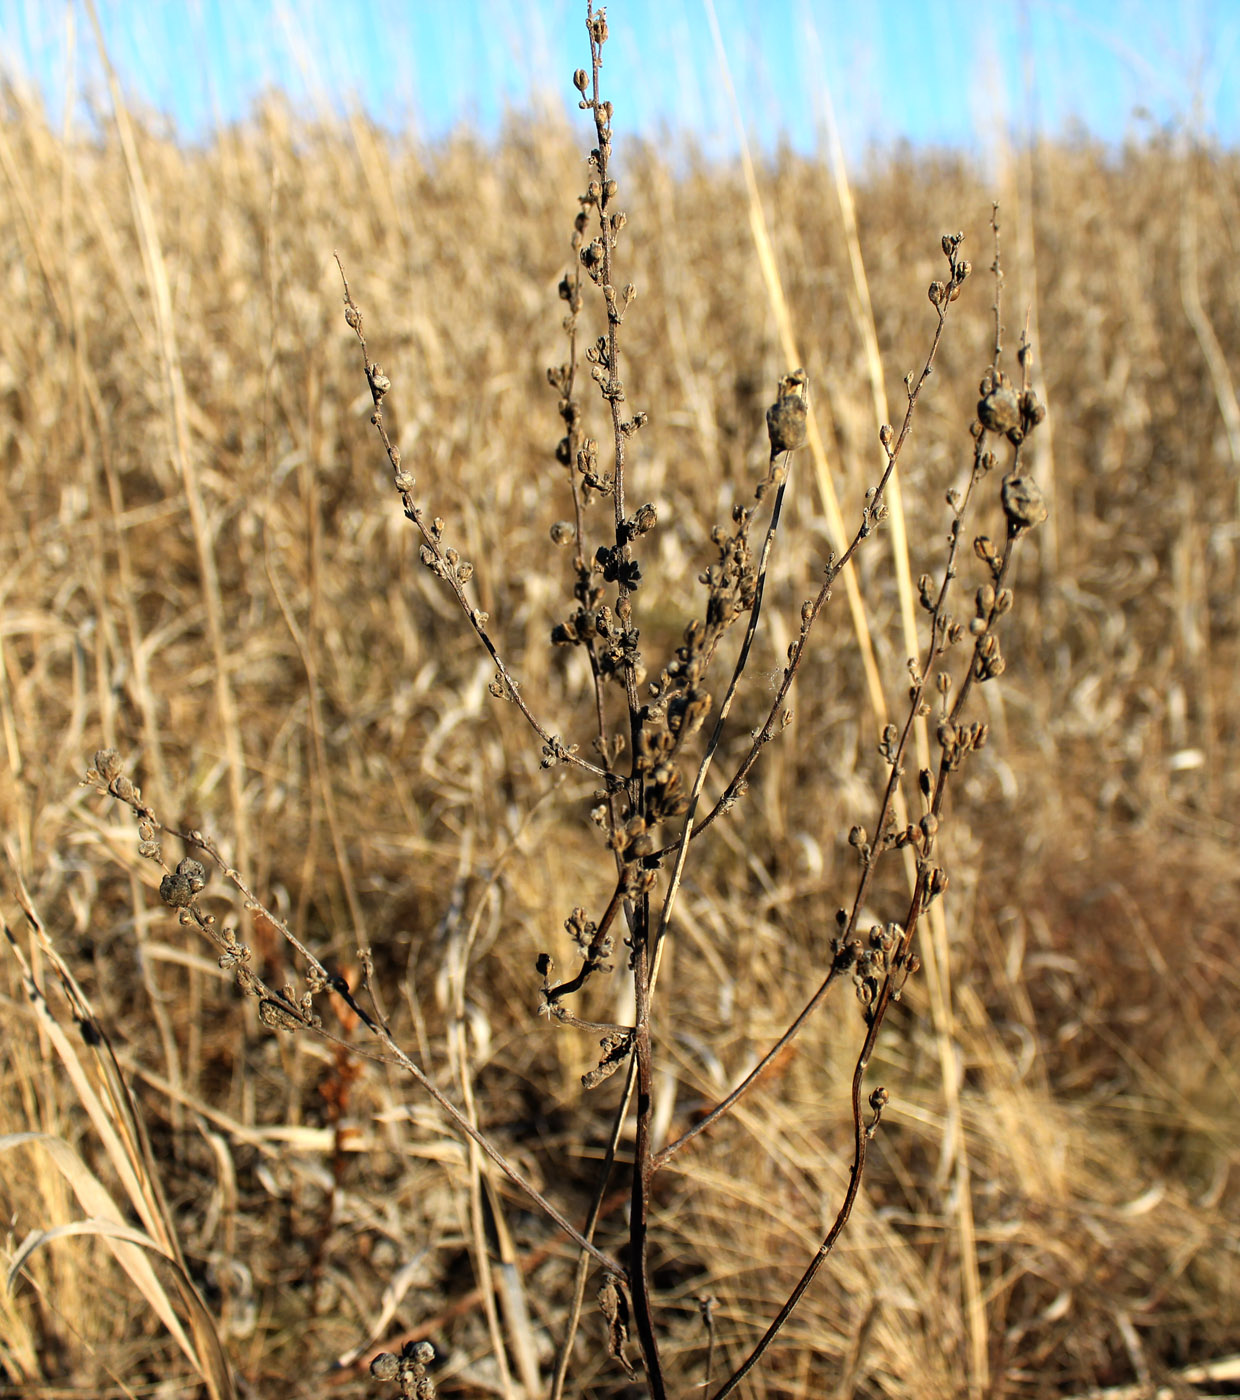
[334, 255, 609, 782]
[84, 753, 625, 1280]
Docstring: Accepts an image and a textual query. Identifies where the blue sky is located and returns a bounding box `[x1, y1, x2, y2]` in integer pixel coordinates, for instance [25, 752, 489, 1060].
[1, 1, 1236, 165]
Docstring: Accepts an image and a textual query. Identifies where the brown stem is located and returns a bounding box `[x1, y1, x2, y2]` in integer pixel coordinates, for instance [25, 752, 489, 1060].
[650, 301, 954, 860]
[334, 255, 608, 781]
[97, 776, 626, 1281]
[709, 1010, 887, 1399]
[654, 960, 845, 1169]
[627, 901, 666, 1398]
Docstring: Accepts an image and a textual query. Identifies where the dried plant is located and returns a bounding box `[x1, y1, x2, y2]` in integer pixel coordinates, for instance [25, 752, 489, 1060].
[74, 6, 1053, 1396]
[5, 5, 1239, 1400]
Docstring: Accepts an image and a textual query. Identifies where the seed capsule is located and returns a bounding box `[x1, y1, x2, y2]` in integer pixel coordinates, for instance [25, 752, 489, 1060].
[766, 369, 809, 457]
[978, 385, 1021, 434]
[1001, 474, 1049, 535]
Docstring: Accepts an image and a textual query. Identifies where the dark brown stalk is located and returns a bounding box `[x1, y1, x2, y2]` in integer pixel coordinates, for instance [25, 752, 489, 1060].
[710, 261, 1048, 1394]
[583, 4, 643, 731]
[708, 997, 890, 1399]
[573, 8, 668, 1389]
[643, 249, 965, 1178]
[628, 906, 666, 1398]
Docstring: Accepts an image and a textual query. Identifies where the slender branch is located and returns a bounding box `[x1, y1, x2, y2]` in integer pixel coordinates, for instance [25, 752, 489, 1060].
[548, 1063, 637, 1399]
[709, 1012, 889, 1399]
[334, 255, 608, 781]
[648, 465, 793, 996]
[650, 281, 958, 861]
[85, 758, 626, 1280]
[710, 312, 1050, 1395]
[653, 960, 846, 1169]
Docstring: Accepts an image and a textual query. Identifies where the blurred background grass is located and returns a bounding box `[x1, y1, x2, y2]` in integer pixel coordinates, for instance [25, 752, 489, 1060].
[1, 4, 1238, 1398]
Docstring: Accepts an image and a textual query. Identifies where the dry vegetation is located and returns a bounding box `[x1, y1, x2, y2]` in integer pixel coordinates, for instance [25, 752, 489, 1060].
[1, 17, 1239, 1400]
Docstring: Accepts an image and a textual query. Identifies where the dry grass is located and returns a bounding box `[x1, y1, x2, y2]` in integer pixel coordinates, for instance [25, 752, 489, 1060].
[1, 34, 1238, 1400]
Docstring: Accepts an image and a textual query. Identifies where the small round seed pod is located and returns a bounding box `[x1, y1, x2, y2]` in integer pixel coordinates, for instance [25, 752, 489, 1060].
[370, 1353, 400, 1381]
[1021, 389, 1047, 427]
[978, 384, 1021, 434]
[632, 502, 657, 535]
[1001, 474, 1049, 536]
[160, 872, 194, 909]
[176, 858, 207, 893]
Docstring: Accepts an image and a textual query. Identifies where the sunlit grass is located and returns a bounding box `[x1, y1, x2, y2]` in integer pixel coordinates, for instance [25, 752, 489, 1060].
[1, 54, 1237, 1398]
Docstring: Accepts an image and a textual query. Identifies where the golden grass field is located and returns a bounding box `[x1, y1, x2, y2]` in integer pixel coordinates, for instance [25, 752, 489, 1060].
[1, 43, 1239, 1400]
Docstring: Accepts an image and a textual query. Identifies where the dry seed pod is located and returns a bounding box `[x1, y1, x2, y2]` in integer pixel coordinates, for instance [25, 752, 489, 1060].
[160, 872, 194, 909]
[766, 369, 809, 457]
[978, 384, 1021, 434]
[93, 748, 123, 782]
[1001, 474, 1049, 535]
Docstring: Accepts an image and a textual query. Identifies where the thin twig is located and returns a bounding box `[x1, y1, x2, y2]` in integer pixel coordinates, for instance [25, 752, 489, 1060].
[334, 255, 609, 783]
[86, 759, 626, 1280]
